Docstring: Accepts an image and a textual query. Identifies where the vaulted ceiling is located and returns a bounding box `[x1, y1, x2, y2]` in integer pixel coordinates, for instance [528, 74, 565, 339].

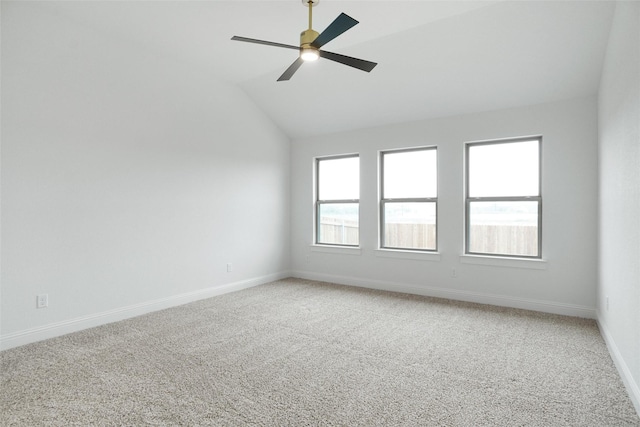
[39, 1, 615, 139]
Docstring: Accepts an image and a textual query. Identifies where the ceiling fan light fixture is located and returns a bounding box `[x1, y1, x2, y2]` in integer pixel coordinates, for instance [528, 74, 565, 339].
[300, 47, 319, 62]
[231, 0, 377, 81]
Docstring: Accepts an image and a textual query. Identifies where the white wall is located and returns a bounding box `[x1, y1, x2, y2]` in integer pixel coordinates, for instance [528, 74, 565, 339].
[597, 1, 640, 414]
[1, 3, 290, 349]
[291, 96, 599, 317]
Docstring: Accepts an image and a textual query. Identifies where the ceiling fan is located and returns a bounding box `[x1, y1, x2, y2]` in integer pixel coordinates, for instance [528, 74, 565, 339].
[231, 0, 377, 81]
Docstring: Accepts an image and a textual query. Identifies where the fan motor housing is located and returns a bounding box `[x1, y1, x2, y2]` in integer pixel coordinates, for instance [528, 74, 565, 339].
[300, 29, 319, 47]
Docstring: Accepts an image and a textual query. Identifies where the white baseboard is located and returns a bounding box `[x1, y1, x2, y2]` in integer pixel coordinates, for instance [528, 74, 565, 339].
[597, 313, 640, 417]
[291, 270, 597, 319]
[0, 271, 290, 352]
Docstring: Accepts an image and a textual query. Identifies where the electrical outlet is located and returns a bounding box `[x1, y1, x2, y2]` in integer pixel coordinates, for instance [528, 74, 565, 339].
[36, 294, 48, 309]
[606, 296, 609, 311]
[451, 269, 457, 278]
[226, 263, 233, 272]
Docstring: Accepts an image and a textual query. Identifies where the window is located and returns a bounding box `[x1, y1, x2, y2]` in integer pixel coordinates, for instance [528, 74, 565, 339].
[465, 137, 541, 258]
[380, 147, 437, 251]
[315, 155, 359, 246]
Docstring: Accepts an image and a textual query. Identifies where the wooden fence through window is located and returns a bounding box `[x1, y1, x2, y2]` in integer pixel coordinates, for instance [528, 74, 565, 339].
[320, 218, 537, 255]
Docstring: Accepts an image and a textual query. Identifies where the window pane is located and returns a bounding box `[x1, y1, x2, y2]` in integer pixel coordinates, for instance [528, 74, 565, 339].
[317, 203, 359, 245]
[384, 149, 437, 198]
[468, 201, 539, 257]
[384, 202, 436, 250]
[318, 157, 359, 200]
[468, 140, 539, 197]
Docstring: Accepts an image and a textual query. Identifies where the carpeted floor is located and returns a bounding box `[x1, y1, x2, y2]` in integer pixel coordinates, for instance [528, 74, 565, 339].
[1, 278, 639, 426]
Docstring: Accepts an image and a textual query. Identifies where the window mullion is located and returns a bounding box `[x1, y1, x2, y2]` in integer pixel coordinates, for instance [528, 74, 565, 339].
[382, 197, 436, 203]
[318, 199, 359, 204]
[469, 196, 541, 202]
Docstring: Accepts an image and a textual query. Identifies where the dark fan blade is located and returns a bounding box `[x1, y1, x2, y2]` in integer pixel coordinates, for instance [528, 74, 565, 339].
[319, 50, 377, 73]
[311, 13, 358, 49]
[231, 36, 300, 52]
[277, 58, 305, 81]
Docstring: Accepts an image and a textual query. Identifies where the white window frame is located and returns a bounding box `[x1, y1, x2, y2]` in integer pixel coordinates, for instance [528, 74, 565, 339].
[465, 136, 542, 259]
[315, 154, 360, 247]
[380, 146, 438, 252]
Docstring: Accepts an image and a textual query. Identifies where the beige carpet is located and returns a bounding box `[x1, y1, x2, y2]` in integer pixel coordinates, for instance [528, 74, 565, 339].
[1, 278, 639, 426]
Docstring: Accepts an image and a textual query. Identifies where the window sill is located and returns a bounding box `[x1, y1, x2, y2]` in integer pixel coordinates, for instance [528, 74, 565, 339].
[376, 249, 441, 262]
[460, 254, 547, 270]
[310, 245, 362, 256]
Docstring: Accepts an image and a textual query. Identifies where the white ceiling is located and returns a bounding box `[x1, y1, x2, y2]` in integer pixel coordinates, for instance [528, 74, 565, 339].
[46, 0, 615, 139]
